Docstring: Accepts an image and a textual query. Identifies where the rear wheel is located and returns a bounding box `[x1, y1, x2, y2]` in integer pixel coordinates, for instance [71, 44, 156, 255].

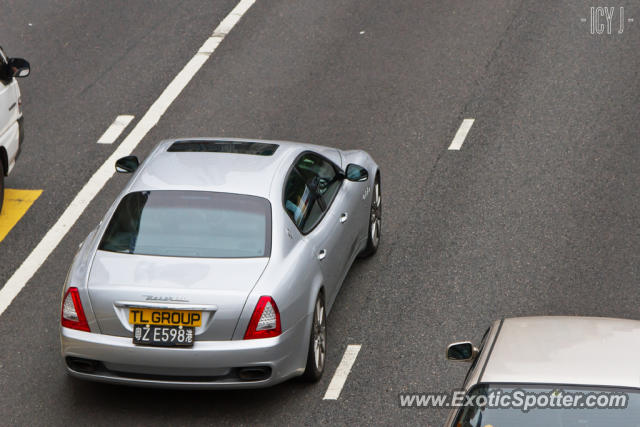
[302, 293, 326, 381]
[359, 174, 381, 257]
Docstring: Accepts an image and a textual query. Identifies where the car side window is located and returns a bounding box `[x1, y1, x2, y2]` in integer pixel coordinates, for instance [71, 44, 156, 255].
[283, 152, 342, 233]
[302, 197, 324, 234]
[296, 153, 341, 208]
[0, 47, 8, 85]
[283, 169, 312, 229]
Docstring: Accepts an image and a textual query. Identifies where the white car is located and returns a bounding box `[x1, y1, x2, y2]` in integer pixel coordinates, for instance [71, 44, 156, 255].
[0, 46, 30, 213]
[446, 316, 640, 425]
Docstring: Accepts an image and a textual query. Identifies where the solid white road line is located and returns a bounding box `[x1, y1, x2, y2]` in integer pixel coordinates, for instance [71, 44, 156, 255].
[323, 344, 361, 400]
[448, 118, 475, 150]
[97, 115, 135, 144]
[0, 0, 256, 317]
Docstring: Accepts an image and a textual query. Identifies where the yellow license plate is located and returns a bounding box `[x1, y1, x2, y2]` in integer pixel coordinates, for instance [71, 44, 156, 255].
[128, 308, 202, 327]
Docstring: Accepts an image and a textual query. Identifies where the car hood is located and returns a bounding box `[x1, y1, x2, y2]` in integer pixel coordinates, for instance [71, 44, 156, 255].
[87, 250, 269, 339]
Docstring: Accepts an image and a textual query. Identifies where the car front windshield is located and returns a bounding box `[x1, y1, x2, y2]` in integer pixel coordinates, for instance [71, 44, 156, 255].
[455, 384, 640, 427]
[99, 190, 271, 258]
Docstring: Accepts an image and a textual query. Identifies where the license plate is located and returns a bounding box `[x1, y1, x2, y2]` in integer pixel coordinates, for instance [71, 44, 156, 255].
[128, 308, 202, 327]
[133, 324, 194, 347]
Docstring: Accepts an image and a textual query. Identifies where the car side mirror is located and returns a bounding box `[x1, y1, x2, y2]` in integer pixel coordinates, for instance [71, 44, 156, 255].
[345, 164, 368, 182]
[115, 156, 139, 173]
[446, 341, 478, 362]
[8, 57, 29, 78]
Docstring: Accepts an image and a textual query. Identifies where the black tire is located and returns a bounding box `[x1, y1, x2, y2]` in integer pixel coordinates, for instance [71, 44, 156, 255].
[359, 174, 381, 258]
[302, 293, 326, 382]
[0, 160, 4, 215]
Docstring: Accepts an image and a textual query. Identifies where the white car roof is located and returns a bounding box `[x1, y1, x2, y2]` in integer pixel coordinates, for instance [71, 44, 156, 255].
[481, 316, 640, 389]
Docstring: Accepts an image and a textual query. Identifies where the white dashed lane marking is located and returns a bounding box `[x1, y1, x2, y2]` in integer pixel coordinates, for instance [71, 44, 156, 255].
[97, 115, 134, 144]
[323, 344, 361, 400]
[448, 118, 475, 150]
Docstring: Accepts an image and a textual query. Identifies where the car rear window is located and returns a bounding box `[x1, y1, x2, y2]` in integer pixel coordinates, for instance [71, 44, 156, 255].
[167, 140, 279, 156]
[99, 191, 271, 258]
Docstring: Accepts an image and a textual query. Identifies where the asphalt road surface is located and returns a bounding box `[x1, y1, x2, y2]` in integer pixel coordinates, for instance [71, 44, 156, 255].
[1, 0, 639, 425]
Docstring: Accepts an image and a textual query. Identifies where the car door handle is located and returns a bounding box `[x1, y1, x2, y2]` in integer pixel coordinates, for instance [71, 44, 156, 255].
[317, 249, 327, 260]
[340, 213, 348, 223]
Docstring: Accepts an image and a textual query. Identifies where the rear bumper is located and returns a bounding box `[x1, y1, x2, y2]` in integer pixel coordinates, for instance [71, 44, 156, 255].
[60, 315, 310, 389]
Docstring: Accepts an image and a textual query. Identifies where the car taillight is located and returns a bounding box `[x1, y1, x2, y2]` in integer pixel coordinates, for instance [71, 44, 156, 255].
[61, 287, 90, 332]
[244, 296, 281, 339]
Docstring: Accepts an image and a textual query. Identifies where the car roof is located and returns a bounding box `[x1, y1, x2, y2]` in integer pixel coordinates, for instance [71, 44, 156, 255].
[128, 138, 312, 198]
[481, 316, 640, 389]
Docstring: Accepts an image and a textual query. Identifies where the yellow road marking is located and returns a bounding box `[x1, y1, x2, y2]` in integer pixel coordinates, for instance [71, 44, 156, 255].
[0, 189, 43, 242]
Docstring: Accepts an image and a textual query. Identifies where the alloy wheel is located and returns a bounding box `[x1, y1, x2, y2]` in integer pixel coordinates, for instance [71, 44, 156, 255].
[312, 298, 326, 372]
[369, 181, 381, 248]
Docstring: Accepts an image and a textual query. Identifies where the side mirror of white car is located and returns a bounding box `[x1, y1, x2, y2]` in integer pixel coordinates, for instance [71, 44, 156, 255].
[446, 341, 479, 362]
[8, 57, 30, 78]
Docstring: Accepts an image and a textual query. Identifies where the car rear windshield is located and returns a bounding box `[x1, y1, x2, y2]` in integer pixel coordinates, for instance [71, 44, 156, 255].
[99, 191, 271, 258]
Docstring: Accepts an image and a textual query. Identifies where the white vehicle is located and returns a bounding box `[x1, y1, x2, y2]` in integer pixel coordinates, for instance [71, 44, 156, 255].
[0, 46, 30, 213]
[445, 316, 640, 425]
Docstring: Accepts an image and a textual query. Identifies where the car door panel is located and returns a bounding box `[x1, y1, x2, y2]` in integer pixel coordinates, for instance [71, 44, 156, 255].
[309, 204, 344, 310]
[323, 183, 361, 305]
[0, 81, 15, 140]
[339, 179, 370, 261]
[282, 151, 361, 311]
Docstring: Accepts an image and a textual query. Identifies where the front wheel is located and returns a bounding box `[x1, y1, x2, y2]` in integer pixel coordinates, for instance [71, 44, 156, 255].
[359, 174, 381, 258]
[302, 293, 326, 382]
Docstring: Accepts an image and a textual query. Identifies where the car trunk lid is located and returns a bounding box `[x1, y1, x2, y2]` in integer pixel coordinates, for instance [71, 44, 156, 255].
[87, 250, 268, 340]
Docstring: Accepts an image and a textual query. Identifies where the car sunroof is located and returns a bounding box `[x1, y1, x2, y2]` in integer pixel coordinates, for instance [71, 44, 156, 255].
[167, 140, 279, 156]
